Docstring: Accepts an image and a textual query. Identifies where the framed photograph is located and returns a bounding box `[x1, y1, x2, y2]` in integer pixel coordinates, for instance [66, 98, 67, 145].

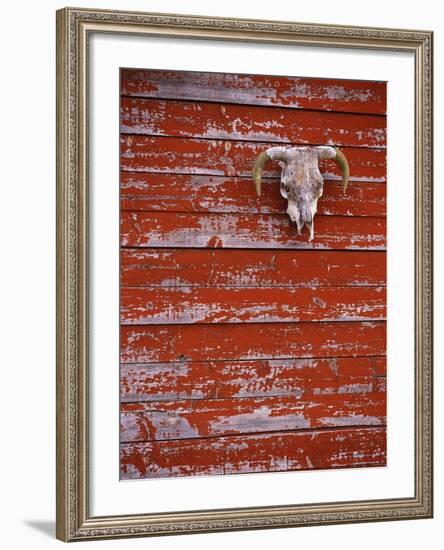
[56, 7, 433, 541]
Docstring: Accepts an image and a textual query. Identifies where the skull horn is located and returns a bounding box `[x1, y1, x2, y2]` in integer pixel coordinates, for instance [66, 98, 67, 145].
[252, 148, 287, 197]
[334, 147, 350, 193]
[252, 151, 270, 197]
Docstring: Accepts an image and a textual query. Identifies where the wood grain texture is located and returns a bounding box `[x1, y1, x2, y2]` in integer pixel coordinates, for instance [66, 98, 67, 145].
[121, 392, 386, 442]
[121, 286, 386, 325]
[120, 321, 386, 364]
[120, 172, 386, 217]
[120, 426, 387, 479]
[121, 356, 386, 402]
[120, 136, 386, 182]
[121, 211, 386, 250]
[120, 249, 386, 288]
[121, 69, 387, 115]
[121, 97, 386, 147]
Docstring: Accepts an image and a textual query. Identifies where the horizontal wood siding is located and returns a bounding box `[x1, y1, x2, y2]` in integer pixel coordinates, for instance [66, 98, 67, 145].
[120, 173, 386, 217]
[120, 68, 387, 479]
[121, 392, 386, 442]
[121, 97, 386, 147]
[121, 69, 387, 114]
[121, 321, 386, 364]
[121, 212, 386, 250]
[121, 249, 386, 287]
[121, 427, 387, 479]
[121, 286, 386, 324]
[121, 356, 386, 402]
[121, 136, 386, 181]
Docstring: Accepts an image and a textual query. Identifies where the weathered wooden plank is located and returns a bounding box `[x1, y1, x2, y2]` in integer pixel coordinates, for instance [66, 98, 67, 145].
[120, 136, 386, 182]
[121, 97, 386, 148]
[120, 249, 387, 288]
[373, 356, 387, 376]
[373, 377, 387, 393]
[121, 286, 386, 325]
[120, 426, 387, 479]
[121, 321, 386, 364]
[121, 356, 386, 402]
[121, 211, 386, 250]
[121, 69, 387, 115]
[120, 172, 387, 217]
[121, 392, 386, 442]
[372, 356, 387, 393]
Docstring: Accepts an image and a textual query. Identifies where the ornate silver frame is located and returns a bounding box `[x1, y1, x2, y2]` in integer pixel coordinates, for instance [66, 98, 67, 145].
[56, 7, 433, 541]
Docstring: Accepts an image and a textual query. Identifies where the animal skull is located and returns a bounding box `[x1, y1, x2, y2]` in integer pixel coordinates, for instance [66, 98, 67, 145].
[252, 146, 350, 240]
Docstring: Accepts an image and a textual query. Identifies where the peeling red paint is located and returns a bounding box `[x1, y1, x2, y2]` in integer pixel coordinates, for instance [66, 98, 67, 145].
[120, 172, 387, 217]
[121, 97, 387, 147]
[120, 392, 386, 442]
[120, 249, 386, 288]
[120, 136, 386, 182]
[206, 235, 223, 248]
[121, 211, 386, 250]
[120, 321, 386, 364]
[119, 68, 387, 480]
[120, 426, 387, 479]
[120, 356, 386, 402]
[120, 286, 386, 325]
[121, 69, 387, 115]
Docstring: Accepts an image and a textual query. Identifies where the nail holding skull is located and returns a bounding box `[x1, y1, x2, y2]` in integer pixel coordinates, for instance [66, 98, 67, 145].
[252, 146, 350, 241]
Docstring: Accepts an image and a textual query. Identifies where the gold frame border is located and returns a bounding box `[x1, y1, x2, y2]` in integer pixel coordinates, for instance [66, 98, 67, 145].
[56, 7, 433, 542]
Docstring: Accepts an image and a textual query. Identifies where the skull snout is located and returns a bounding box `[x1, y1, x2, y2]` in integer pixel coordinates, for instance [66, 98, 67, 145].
[286, 201, 302, 227]
[287, 198, 318, 241]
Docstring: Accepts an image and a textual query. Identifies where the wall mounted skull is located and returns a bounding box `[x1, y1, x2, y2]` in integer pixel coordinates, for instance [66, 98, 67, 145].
[252, 146, 350, 241]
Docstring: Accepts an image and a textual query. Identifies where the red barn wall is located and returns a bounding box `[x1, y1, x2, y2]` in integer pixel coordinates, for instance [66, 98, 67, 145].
[119, 69, 387, 480]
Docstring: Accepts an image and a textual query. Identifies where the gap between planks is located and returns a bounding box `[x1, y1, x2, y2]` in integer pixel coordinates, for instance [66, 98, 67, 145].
[119, 169, 388, 182]
[120, 391, 386, 405]
[119, 318, 388, 327]
[120, 245, 388, 253]
[120, 284, 387, 289]
[120, 93, 388, 119]
[119, 424, 388, 446]
[119, 130, 387, 150]
[119, 210, 387, 219]
[120, 353, 387, 366]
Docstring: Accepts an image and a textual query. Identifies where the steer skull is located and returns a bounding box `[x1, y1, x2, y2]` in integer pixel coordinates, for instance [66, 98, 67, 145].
[252, 146, 350, 241]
